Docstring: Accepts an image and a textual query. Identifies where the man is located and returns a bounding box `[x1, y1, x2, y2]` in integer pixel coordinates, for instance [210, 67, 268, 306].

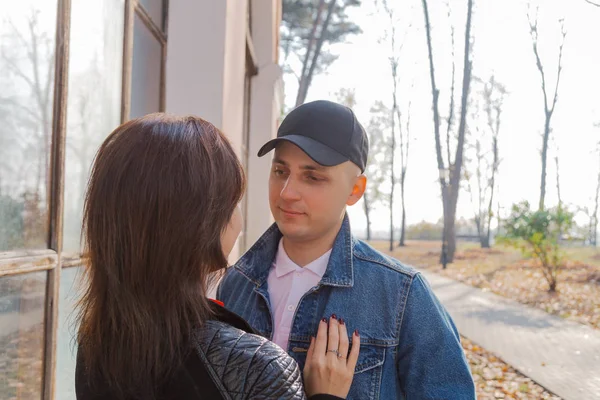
[217, 100, 475, 399]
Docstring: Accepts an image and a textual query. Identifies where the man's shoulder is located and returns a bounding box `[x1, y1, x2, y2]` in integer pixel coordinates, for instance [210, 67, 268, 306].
[219, 264, 255, 288]
[352, 239, 419, 279]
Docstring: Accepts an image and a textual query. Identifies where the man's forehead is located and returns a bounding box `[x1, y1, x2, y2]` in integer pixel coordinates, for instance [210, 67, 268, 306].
[272, 155, 327, 171]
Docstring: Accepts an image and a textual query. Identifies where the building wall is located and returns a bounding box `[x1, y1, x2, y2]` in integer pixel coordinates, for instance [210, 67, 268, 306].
[165, 0, 282, 263]
[246, 0, 284, 248]
[164, 0, 227, 126]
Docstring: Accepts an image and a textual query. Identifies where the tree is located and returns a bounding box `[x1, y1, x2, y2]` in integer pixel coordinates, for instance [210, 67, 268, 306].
[398, 99, 411, 247]
[499, 201, 574, 292]
[378, 0, 412, 249]
[0, 10, 55, 248]
[281, 0, 362, 107]
[363, 101, 392, 241]
[421, 0, 475, 264]
[527, 6, 567, 210]
[465, 75, 506, 248]
[590, 132, 600, 246]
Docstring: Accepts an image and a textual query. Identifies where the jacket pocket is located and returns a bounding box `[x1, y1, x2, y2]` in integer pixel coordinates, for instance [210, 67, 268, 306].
[349, 345, 386, 400]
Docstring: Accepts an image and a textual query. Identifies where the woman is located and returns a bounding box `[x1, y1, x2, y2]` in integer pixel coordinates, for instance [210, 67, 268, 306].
[75, 114, 360, 400]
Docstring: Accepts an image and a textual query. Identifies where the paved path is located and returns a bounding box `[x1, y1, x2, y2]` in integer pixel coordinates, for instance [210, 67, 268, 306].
[421, 270, 600, 400]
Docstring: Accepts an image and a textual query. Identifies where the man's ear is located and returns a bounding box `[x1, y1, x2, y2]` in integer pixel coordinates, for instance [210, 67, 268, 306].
[347, 175, 367, 206]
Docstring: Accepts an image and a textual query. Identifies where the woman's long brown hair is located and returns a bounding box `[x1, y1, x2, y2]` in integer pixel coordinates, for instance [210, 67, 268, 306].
[77, 114, 245, 399]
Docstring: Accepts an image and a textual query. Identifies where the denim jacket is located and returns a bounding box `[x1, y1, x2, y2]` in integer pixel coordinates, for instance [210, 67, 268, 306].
[217, 216, 476, 399]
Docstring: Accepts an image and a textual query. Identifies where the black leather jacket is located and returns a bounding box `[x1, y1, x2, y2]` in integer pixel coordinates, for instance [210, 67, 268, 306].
[76, 303, 341, 400]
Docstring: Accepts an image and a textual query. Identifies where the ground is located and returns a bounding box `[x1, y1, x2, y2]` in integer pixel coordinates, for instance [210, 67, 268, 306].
[462, 337, 559, 400]
[372, 239, 600, 399]
[372, 240, 600, 330]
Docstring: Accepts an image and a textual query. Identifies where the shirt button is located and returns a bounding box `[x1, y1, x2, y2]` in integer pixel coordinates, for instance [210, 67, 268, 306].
[287, 305, 294, 311]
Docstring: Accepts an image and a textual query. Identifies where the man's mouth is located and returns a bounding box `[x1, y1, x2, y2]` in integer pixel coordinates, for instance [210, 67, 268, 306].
[279, 207, 304, 216]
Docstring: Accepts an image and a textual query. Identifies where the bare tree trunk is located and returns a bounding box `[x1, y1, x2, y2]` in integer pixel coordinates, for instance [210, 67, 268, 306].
[399, 169, 407, 246]
[555, 155, 562, 208]
[389, 95, 396, 252]
[422, 0, 446, 262]
[485, 136, 499, 248]
[398, 102, 411, 247]
[445, 2, 456, 167]
[296, 0, 336, 107]
[295, 0, 326, 107]
[539, 118, 551, 210]
[529, 11, 566, 210]
[592, 150, 600, 246]
[446, 0, 474, 262]
[363, 192, 372, 241]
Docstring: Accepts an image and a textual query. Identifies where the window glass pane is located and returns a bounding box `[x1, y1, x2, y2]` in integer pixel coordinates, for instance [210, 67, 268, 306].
[139, 0, 163, 30]
[0, 1, 58, 251]
[63, 0, 124, 254]
[55, 267, 84, 400]
[0, 271, 47, 399]
[130, 14, 162, 119]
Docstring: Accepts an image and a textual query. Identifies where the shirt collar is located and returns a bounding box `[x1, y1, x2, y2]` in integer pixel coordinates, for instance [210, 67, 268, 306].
[234, 213, 354, 288]
[274, 239, 331, 278]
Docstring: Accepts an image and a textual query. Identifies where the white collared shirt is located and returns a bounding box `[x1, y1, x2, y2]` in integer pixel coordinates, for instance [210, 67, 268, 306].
[267, 239, 331, 351]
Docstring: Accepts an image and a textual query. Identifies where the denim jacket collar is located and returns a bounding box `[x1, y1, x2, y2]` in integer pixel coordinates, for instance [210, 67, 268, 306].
[235, 214, 354, 288]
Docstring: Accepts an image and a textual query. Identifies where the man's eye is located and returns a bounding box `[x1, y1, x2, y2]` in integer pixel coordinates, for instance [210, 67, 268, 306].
[274, 169, 285, 176]
[307, 175, 322, 182]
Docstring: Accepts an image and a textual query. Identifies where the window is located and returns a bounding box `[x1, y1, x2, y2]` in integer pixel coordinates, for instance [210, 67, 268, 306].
[0, 1, 58, 252]
[239, 2, 258, 252]
[129, 0, 166, 119]
[0, 272, 47, 399]
[0, 1, 168, 398]
[63, 0, 125, 255]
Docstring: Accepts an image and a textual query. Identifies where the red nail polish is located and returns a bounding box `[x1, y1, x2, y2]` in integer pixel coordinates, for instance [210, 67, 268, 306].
[332, 314, 337, 320]
[339, 318, 345, 325]
[354, 329, 359, 336]
[322, 318, 327, 323]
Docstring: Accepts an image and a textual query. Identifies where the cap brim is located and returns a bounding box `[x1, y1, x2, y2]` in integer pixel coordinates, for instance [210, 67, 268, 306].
[257, 135, 349, 167]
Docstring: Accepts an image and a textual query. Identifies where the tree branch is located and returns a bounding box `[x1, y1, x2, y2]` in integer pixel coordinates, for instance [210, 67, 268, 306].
[421, 0, 445, 182]
[585, 0, 600, 7]
[445, 0, 456, 167]
[550, 20, 567, 114]
[528, 8, 550, 113]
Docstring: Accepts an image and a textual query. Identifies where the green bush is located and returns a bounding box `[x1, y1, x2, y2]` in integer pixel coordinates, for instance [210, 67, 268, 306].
[498, 201, 574, 292]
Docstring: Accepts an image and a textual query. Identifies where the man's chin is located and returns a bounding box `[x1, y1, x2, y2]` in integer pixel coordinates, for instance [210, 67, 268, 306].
[275, 220, 307, 239]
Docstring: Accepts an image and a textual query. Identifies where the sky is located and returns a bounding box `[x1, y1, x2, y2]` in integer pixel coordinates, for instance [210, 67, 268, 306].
[282, 0, 600, 235]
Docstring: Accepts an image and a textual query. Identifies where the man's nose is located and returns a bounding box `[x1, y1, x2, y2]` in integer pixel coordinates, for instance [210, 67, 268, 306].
[280, 177, 301, 201]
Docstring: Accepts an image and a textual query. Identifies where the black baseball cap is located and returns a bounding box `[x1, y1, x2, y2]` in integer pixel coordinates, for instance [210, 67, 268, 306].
[257, 100, 369, 172]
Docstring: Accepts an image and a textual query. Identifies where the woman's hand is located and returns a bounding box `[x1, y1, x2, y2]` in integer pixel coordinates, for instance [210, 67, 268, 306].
[303, 316, 360, 399]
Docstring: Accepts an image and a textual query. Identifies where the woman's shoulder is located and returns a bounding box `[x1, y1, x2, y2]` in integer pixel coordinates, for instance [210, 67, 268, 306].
[194, 320, 292, 366]
[194, 321, 306, 399]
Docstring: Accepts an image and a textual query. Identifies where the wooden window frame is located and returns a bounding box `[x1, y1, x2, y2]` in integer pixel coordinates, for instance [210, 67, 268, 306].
[0, 0, 170, 399]
[239, 1, 258, 253]
[121, 0, 168, 123]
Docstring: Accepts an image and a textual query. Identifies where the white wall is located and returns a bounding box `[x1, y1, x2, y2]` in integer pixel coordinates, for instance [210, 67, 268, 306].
[164, 0, 226, 126]
[245, 0, 284, 247]
[164, 0, 282, 265]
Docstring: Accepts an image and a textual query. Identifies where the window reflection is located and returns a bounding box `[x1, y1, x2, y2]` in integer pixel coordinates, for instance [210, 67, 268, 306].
[139, 0, 164, 30]
[0, 2, 58, 251]
[0, 272, 47, 399]
[130, 13, 162, 119]
[62, 0, 124, 254]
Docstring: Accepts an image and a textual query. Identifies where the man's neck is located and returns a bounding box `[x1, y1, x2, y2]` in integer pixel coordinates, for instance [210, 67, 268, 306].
[281, 222, 343, 267]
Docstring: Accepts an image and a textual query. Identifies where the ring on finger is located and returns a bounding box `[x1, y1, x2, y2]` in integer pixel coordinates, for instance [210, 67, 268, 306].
[327, 349, 340, 357]
[337, 354, 347, 360]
